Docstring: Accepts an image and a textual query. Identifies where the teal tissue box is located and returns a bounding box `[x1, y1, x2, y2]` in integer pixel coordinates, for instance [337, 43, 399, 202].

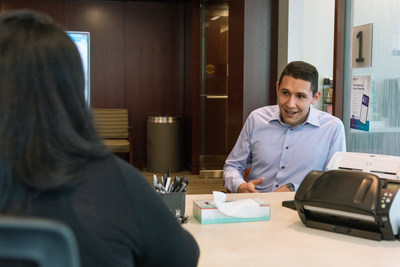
[193, 199, 270, 224]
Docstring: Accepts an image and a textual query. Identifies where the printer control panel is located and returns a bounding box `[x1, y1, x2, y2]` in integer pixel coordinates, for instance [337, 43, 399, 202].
[380, 191, 395, 209]
[379, 182, 400, 210]
[377, 181, 400, 238]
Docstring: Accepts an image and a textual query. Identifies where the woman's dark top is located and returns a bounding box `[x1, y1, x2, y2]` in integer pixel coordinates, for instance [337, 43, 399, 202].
[17, 155, 199, 267]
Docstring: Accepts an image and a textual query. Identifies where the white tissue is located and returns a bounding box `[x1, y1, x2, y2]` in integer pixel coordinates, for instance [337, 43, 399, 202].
[212, 191, 263, 218]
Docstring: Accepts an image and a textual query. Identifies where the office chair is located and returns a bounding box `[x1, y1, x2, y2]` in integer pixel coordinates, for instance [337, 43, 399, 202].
[0, 216, 80, 267]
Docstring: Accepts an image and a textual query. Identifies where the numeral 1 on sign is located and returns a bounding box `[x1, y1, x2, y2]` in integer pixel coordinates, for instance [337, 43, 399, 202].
[356, 31, 365, 62]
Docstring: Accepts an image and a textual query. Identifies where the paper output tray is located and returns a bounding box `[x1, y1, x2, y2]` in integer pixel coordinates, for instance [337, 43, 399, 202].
[305, 220, 382, 240]
[301, 203, 383, 240]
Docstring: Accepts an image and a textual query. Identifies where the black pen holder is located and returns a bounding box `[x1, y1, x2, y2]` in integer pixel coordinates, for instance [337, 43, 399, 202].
[158, 191, 186, 215]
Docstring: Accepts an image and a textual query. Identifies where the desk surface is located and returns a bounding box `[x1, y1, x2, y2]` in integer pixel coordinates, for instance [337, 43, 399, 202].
[183, 192, 400, 267]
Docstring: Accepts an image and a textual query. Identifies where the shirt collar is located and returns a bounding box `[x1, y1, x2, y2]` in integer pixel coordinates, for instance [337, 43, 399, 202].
[270, 105, 281, 121]
[306, 105, 320, 127]
[269, 105, 320, 127]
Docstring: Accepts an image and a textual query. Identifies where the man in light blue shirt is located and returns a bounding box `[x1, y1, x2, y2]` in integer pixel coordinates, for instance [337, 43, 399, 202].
[223, 61, 346, 193]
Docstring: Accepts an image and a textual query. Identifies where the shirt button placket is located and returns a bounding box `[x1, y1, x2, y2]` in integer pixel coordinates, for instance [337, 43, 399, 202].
[276, 126, 291, 190]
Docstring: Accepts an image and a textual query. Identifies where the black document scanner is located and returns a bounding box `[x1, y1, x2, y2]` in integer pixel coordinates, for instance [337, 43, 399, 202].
[293, 170, 400, 241]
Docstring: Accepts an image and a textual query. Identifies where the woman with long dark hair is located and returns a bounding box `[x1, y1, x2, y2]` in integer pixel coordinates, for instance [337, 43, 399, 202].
[0, 10, 199, 266]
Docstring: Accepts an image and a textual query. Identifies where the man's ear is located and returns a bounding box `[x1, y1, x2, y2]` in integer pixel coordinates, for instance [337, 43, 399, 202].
[312, 91, 322, 105]
[276, 81, 280, 94]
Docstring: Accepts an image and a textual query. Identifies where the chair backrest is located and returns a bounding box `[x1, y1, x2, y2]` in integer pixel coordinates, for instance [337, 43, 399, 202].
[92, 108, 129, 139]
[0, 216, 80, 267]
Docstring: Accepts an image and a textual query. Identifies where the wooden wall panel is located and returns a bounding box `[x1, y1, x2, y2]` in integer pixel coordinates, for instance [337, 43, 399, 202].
[184, 0, 201, 173]
[333, 0, 345, 120]
[268, 0, 279, 105]
[227, 0, 244, 152]
[0, 0, 65, 25]
[65, 1, 126, 108]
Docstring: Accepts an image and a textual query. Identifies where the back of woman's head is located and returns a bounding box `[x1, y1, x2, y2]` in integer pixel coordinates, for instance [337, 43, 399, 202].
[0, 10, 108, 194]
[0, 10, 85, 117]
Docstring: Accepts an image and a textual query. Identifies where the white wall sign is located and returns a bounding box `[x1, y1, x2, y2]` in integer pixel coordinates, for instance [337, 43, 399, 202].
[350, 75, 371, 132]
[352, 23, 373, 68]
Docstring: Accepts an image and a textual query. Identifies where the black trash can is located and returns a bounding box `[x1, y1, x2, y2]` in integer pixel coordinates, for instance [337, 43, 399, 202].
[147, 116, 183, 173]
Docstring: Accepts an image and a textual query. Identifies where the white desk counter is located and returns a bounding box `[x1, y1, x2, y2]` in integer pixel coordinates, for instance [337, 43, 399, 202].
[183, 192, 400, 267]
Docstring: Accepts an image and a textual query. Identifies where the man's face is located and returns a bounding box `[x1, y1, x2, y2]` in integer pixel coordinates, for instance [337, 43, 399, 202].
[276, 76, 321, 127]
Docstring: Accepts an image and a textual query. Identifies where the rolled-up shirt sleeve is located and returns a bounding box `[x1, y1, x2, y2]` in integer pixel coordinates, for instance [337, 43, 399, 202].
[324, 120, 346, 170]
[223, 119, 252, 193]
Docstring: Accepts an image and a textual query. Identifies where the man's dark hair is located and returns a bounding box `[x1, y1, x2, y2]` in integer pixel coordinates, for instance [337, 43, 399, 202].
[278, 61, 319, 96]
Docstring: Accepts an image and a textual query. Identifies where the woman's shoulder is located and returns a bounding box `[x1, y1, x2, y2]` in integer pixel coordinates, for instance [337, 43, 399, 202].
[80, 155, 148, 192]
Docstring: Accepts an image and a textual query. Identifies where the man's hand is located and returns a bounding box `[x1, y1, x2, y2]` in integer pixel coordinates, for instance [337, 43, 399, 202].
[237, 178, 265, 193]
[274, 184, 292, 192]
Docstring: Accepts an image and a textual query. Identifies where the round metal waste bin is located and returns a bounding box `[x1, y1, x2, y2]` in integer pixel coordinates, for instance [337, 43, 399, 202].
[147, 116, 183, 173]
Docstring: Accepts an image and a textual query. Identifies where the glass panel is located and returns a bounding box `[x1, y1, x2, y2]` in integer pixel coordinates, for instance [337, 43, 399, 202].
[200, 1, 229, 171]
[343, 0, 400, 156]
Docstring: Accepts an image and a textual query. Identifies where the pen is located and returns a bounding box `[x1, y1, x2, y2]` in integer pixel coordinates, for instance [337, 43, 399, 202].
[153, 174, 157, 187]
[173, 177, 182, 192]
[165, 177, 171, 193]
[169, 181, 175, 193]
[162, 173, 167, 186]
[159, 183, 166, 193]
[178, 182, 187, 192]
